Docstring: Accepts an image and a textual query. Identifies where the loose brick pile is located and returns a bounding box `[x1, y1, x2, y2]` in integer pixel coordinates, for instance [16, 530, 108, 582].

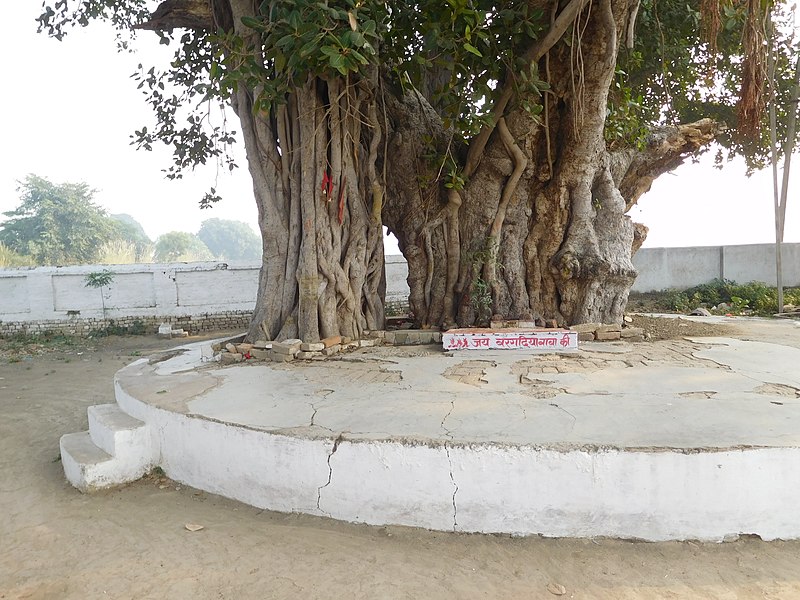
[567, 322, 645, 342]
[215, 332, 384, 364]
[486, 318, 646, 343]
[214, 328, 452, 364]
[213, 320, 642, 365]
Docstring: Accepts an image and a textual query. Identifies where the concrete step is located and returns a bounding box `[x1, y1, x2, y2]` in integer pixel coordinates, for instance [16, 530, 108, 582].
[88, 403, 148, 456]
[60, 431, 114, 492]
[61, 404, 156, 493]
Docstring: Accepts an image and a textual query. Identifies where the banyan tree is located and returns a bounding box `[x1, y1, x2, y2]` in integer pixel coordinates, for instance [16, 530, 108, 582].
[39, 0, 798, 340]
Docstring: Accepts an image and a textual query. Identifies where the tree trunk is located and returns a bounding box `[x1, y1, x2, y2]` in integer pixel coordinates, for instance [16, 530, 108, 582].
[224, 1, 386, 342]
[383, 0, 720, 329]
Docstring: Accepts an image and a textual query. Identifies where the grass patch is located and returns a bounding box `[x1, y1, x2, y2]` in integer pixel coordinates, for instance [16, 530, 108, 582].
[0, 331, 77, 350]
[88, 319, 147, 338]
[0, 331, 83, 363]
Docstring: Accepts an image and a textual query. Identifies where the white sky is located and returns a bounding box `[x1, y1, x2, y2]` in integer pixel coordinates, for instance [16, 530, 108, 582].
[1, 3, 798, 253]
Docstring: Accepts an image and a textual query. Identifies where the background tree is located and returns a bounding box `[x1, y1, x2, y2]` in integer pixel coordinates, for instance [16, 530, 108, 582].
[0, 174, 122, 266]
[37, 0, 798, 341]
[197, 218, 261, 261]
[153, 231, 214, 262]
[110, 213, 154, 262]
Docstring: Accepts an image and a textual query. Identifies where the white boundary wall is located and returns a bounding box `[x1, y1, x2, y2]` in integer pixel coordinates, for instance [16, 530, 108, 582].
[0, 262, 258, 323]
[1, 246, 796, 330]
[632, 243, 800, 292]
[0, 256, 410, 334]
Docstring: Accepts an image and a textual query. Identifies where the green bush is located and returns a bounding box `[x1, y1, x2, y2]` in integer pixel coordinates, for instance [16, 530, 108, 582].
[663, 289, 690, 312]
[657, 279, 799, 316]
[89, 319, 147, 337]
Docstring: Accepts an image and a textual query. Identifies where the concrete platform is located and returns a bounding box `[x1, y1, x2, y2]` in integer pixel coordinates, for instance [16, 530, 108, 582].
[61, 322, 800, 541]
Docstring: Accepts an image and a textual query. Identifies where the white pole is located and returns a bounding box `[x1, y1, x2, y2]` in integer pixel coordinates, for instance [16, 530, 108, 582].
[767, 16, 784, 314]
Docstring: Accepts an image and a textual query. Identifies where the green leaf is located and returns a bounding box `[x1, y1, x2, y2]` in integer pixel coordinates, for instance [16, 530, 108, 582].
[350, 31, 365, 47]
[328, 53, 346, 71]
[240, 15, 262, 30]
[299, 38, 319, 57]
[276, 34, 296, 50]
[463, 43, 482, 57]
[349, 49, 369, 65]
[362, 19, 377, 37]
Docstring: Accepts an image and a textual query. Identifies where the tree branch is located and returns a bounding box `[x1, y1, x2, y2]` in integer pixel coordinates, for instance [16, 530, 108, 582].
[463, 0, 593, 177]
[613, 118, 724, 211]
[135, 0, 214, 31]
[484, 117, 528, 312]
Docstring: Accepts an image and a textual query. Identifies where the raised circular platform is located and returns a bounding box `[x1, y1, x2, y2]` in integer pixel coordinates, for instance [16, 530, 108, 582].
[61, 321, 800, 541]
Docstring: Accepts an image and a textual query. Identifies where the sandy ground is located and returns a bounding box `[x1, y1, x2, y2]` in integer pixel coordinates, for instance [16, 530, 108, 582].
[2, 324, 800, 599]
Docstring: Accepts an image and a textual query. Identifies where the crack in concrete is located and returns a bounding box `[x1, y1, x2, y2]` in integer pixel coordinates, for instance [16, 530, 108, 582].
[440, 399, 459, 531]
[549, 402, 577, 432]
[444, 444, 459, 532]
[316, 432, 344, 516]
[440, 399, 455, 438]
[517, 400, 528, 421]
[310, 389, 335, 428]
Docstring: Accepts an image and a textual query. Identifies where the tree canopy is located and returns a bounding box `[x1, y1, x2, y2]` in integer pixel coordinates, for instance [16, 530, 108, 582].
[111, 213, 153, 262]
[37, 0, 798, 176]
[0, 175, 122, 266]
[153, 230, 214, 262]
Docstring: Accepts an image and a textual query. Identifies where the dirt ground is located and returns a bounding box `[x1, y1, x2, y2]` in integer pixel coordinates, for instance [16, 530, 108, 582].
[2, 322, 800, 599]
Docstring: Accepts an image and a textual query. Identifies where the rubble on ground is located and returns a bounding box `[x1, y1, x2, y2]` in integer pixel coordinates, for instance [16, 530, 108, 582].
[212, 317, 647, 365]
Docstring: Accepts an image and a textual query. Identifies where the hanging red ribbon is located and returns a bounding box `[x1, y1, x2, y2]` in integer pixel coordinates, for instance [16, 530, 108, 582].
[321, 170, 334, 201]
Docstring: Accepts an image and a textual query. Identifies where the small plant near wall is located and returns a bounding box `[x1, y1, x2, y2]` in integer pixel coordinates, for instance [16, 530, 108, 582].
[84, 269, 115, 318]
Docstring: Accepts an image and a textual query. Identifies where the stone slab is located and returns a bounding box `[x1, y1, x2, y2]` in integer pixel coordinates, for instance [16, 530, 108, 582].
[301, 342, 325, 352]
[595, 330, 622, 341]
[249, 349, 270, 360]
[268, 350, 294, 363]
[272, 341, 301, 355]
[569, 322, 601, 333]
[220, 352, 243, 364]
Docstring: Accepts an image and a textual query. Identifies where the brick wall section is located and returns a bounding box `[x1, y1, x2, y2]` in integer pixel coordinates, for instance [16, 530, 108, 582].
[0, 311, 252, 338]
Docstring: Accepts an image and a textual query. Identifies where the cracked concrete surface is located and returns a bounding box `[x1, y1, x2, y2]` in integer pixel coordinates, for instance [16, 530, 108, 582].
[115, 331, 800, 450]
